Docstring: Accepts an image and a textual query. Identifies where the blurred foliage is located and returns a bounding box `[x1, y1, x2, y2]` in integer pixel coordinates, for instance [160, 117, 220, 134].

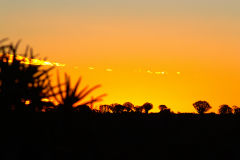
[0, 39, 54, 112]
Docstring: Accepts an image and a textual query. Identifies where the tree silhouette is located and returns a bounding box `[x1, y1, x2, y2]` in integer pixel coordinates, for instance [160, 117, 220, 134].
[159, 105, 168, 112]
[114, 104, 125, 113]
[142, 102, 153, 114]
[123, 102, 134, 112]
[133, 105, 144, 113]
[158, 105, 171, 114]
[193, 101, 211, 114]
[233, 106, 240, 115]
[99, 105, 111, 113]
[109, 103, 120, 113]
[219, 104, 233, 115]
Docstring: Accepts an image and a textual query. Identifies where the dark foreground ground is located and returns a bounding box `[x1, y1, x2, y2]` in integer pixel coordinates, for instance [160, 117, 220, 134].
[1, 113, 240, 160]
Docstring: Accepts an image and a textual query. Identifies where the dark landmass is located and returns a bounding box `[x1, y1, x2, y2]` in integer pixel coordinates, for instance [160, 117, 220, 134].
[2, 113, 240, 160]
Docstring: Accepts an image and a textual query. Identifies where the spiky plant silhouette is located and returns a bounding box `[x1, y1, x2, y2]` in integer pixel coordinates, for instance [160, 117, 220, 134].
[0, 39, 54, 112]
[48, 71, 106, 112]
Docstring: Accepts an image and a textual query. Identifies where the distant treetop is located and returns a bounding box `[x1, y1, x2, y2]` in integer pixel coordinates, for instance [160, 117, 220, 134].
[193, 101, 211, 114]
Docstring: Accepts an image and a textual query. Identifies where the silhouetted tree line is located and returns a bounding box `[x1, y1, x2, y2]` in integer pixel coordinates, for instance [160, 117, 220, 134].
[98, 102, 173, 115]
[193, 100, 240, 115]
[1, 39, 240, 116]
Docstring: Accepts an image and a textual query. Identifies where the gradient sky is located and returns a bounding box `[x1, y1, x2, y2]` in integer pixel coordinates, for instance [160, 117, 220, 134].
[1, 0, 240, 112]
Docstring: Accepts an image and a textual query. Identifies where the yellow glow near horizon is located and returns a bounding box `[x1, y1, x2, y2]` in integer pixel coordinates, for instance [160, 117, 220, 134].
[0, 53, 65, 67]
[1, 1, 240, 113]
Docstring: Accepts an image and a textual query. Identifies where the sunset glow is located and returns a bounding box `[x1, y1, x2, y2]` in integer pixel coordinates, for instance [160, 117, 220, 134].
[1, 0, 240, 113]
[1, 53, 65, 67]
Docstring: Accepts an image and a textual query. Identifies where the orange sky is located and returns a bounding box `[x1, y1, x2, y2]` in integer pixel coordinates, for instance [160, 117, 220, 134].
[1, 1, 240, 113]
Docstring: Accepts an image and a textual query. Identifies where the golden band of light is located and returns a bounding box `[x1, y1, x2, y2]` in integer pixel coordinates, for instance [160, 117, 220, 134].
[1, 53, 65, 67]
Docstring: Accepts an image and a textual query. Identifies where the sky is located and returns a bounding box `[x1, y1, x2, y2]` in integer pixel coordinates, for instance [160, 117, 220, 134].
[1, 0, 240, 112]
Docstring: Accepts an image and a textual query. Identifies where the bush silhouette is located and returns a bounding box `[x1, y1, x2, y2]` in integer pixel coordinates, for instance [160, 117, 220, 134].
[142, 102, 153, 114]
[133, 105, 144, 113]
[159, 105, 168, 112]
[193, 101, 211, 114]
[108, 103, 120, 113]
[99, 105, 111, 113]
[123, 102, 134, 112]
[109, 104, 125, 113]
[233, 106, 240, 115]
[159, 105, 171, 114]
[219, 104, 233, 115]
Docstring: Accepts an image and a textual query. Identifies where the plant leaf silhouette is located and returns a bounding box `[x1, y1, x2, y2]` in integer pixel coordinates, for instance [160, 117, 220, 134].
[0, 39, 54, 112]
[49, 71, 106, 112]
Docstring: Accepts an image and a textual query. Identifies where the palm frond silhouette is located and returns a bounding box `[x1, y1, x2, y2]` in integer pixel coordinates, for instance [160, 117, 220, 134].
[0, 39, 54, 112]
[48, 71, 106, 112]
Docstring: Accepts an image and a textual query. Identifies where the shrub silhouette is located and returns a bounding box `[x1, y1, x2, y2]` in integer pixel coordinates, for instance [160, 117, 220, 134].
[193, 101, 211, 114]
[123, 102, 134, 112]
[133, 105, 144, 113]
[159, 105, 171, 114]
[115, 104, 125, 113]
[109, 103, 119, 113]
[159, 105, 168, 112]
[233, 106, 240, 115]
[0, 39, 54, 112]
[108, 103, 126, 113]
[99, 105, 111, 113]
[219, 104, 233, 115]
[48, 71, 106, 112]
[75, 104, 92, 113]
[142, 102, 153, 114]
